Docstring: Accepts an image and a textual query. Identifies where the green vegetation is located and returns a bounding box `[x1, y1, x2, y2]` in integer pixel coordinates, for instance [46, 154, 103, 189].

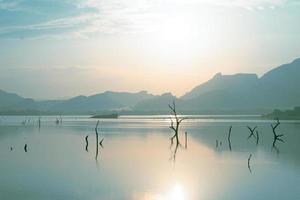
[263, 107, 300, 120]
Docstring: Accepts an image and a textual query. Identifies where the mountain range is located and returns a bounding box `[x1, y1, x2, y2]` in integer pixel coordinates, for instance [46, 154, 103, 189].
[1, 58, 299, 115]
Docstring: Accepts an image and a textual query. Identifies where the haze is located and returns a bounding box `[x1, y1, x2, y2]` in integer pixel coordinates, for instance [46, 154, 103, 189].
[0, 0, 299, 99]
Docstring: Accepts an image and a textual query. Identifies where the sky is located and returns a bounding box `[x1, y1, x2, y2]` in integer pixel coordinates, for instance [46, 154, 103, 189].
[0, 0, 299, 99]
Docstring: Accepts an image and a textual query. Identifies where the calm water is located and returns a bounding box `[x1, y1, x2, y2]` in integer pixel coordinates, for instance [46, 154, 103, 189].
[0, 115, 299, 200]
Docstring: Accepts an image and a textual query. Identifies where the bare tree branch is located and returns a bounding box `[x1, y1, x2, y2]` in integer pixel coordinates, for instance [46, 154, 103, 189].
[271, 118, 284, 148]
[256, 130, 259, 145]
[247, 126, 257, 140]
[168, 101, 187, 161]
[271, 118, 280, 130]
[169, 117, 176, 132]
[178, 117, 188, 124]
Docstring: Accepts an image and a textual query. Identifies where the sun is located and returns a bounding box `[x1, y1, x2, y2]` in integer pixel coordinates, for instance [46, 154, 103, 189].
[160, 17, 193, 44]
[165, 183, 186, 200]
[144, 14, 202, 66]
[156, 15, 198, 47]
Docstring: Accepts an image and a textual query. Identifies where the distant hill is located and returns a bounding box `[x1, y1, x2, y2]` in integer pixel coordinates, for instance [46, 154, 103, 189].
[0, 90, 37, 111]
[178, 73, 261, 111]
[0, 58, 299, 114]
[181, 73, 258, 100]
[133, 58, 300, 113]
[180, 73, 260, 111]
[0, 90, 154, 114]
[258, 58, 300, 108]
[263, 107, 300, 120]
[134, 93, 178, 112]
[47, 91, 154, 112]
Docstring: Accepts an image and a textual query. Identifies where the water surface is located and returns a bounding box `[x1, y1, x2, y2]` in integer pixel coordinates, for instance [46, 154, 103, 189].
[0, 115, 299, 200]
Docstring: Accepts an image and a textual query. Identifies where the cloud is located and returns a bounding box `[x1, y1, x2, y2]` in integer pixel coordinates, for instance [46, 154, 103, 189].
[0, 0, 295, 39]
[0, 13, 95, 33]
[0, 0, 20, 10]
[0, 0, 162, 39]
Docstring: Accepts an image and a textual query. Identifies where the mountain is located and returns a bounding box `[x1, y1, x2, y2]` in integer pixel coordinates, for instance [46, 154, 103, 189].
[0, 90, 155, 114]
[0, 58, 299, 114]
[180, 58, 300, 111]
[181, 73, 259, 100]
[134, 93, 178, 111]
[47, 91, 154, 112]
[179, 73, 261, 111]
[258, 58, 300, 108]
[0, 90, 37, 111]
[135, 58, 300, 113]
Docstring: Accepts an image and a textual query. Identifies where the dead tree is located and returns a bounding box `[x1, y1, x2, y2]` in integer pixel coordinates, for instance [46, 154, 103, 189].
[248, 154, 252, 173]
[85, 135, 89, 152]
[24, 144, 28, 152]
[94, 121, 105, 160]
[273, 145, 280, 156]
[228, 126, 232, 151]
[56, 115, 62, 125]
[38, 117, 41, 129]
[95, 121, 100, 160]
[247, 126, 257, 140]
[170, 142, 180, 162]
[169, 101, 187, 147]
[256, 130, 259, 145]
[99, 138, 104, 148]
[271, 118, 284, 147]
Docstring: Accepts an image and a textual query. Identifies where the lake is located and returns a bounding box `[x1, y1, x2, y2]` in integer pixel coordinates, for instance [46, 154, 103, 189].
[0, 115, 299, 200]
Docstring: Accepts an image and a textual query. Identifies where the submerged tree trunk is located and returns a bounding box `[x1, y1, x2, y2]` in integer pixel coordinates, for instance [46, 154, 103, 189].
[85, 135, 89, 152]
[228, 126, 232, 151]
[247, 126, 257, 140]
[248, 154, 252, 173]
[95, 121, 100, 160]
[271, 118, 284, 147]
[169, 101, 187, 147]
